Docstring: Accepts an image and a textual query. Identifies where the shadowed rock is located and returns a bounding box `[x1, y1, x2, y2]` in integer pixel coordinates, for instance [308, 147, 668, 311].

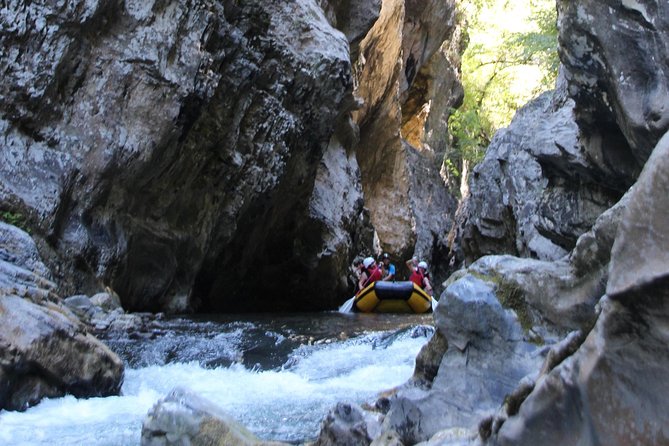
[491, 132, 669, 446]
[0, 222, 124, 411]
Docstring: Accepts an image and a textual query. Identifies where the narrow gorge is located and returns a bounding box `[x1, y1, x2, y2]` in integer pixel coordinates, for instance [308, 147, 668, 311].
[1, 0, 668, 445]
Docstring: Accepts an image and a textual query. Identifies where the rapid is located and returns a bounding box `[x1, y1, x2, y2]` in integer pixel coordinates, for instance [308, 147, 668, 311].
[0, 312, 434, 445]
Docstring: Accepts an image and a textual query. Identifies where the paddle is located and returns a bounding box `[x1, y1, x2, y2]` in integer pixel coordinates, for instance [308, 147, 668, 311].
[338, 296, 355, 313]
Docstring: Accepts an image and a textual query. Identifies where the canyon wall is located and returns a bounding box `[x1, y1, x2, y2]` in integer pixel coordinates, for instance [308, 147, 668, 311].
[0, 0, 463, 312]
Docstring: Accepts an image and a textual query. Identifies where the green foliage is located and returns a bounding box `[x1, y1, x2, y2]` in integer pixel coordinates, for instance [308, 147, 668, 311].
[1, 210, 30, 233]
[446, 0, 558, 175]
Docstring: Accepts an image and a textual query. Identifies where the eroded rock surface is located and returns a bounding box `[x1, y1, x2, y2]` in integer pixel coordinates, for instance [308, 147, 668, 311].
[0, 223, 123, 411]
[491, 133, 669, 445]
[1, 0, 464, 312]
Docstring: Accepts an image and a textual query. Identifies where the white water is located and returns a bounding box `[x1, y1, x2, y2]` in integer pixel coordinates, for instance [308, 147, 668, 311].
[0, 324, 430, 445]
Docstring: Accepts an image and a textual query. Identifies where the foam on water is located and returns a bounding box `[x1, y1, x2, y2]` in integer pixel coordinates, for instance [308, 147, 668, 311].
[0, 325, 431, 445]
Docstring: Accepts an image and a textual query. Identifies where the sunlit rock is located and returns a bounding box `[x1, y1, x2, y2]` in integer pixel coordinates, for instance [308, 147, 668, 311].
[352, 0, 462, 261]
[457, 81, 620, 264]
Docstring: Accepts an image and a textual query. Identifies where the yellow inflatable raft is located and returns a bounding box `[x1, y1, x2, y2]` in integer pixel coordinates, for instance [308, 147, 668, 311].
[354, 281, 433, 313]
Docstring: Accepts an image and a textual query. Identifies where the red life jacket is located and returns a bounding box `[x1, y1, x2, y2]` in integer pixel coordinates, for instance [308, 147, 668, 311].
[361, 265, 382, 290]
[368, 265, 382, 283]
[410, 269, 426, 289]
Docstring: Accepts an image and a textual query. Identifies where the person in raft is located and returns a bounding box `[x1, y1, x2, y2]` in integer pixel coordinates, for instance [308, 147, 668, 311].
[380, 252, 396, 281]
[358, 256, 382, 293]
[405, 257, 434, 296]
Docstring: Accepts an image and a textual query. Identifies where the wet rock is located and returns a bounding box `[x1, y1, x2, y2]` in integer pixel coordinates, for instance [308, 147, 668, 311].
[141, 387, 287, 446]
[314, 402, 382, 446]
[0, 294, 124, 411]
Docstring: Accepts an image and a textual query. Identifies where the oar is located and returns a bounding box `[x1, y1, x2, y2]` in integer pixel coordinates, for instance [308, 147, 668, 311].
[338, 296, 355, 313]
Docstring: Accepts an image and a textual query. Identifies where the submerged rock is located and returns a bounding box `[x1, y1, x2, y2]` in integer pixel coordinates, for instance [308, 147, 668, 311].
[141, 387, 287, 446]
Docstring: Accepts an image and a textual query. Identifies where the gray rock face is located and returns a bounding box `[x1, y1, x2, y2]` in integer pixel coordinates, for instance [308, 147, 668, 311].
[490, 133, 669, 446]
[458, 84, 621, 264]
[0, 294, 124, 411]
[142, 387, 286, 446]
[607, 132, 669, 297]
[558, 0, 669, 173]
[458, 0, 669, 265]
[0, 0, 365, 312]
[370, 275, 545, 444]
[1, 0, 464, 312]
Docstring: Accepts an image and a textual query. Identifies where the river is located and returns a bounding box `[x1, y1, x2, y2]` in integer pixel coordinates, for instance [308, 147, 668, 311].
[0, 312, 434, 445]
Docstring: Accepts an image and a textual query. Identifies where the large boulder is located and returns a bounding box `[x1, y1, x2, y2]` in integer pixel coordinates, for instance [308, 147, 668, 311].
[324, 275, 547, 445]
[0, 222, 124, 411]
[0, 294, 124, 411]
[490, 132, 669, 445]
[458, 79, 621, 264]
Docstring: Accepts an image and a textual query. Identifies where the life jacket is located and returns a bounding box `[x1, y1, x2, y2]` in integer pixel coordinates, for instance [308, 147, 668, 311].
[361, 265, 382, 289]
[409, 268, 426, 289]
[368, 265, 382, 283]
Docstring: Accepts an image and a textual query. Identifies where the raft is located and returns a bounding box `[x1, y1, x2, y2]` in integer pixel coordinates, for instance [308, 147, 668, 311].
[354, 281, 433, 313]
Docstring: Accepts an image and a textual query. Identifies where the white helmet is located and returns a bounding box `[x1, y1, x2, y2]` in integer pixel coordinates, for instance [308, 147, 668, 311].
[418, 261, 428, 270]
[363, 257, 375, 268]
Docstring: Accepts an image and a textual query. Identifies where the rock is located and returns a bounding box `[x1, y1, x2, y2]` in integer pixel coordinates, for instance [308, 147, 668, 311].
[607, 132, 669, 297]
[489, 131, 669, 446]
[370, 275, 545, 444]
[0, 0, 464, 313]
[352, 0, 463, 260]
[461, 186, 630, 333]
[410, 330, 448, 388]
[558, 0, 669, 171]
[63, 294, 105, 321]
[0, 294, 124, 411]
[141, 387, 287, 446]
[314, 402, 382, 446]
[0, 0, 366, 313]
[457, 84, 621, 264]
[90, 291, 123, 313]
[0, 222, 58, 304]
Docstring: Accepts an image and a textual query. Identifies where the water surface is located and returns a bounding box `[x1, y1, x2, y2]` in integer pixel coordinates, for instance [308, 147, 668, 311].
[0, 312, 433, 445]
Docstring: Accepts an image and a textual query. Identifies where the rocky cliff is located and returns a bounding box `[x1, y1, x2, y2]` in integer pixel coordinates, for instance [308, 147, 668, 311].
[0, 0, 463, 313]
[311, 0, 669, 444]
[457, 0, 669, 264]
